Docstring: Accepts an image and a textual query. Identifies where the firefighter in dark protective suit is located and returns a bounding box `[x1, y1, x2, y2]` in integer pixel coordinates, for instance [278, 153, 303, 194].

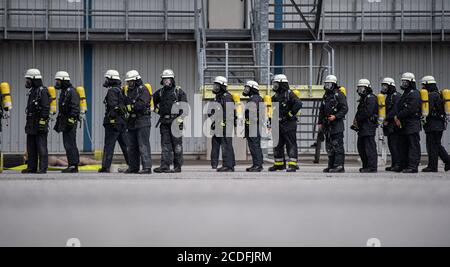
[53, 71, 80, 173]
[394, 72, 422, 173]
[243, 80, 264, 172]
[98, 70, 130, 173]
[210, 76, 236, 172]
[318, 75, 348, 173]
[381, 77, 402, 172]
[22, 69, 50, 174]
[420, 76, 450, 173]
[153, 69, 188, 173]
[352, 79, 379, 173]
[268, 74, 303, 173]
[123, 70, 152, 174]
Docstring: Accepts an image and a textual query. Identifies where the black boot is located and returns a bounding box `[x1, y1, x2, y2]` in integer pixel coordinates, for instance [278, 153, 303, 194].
[217, 166, 234, 172]
[154, 167, 173, 173]
[247, 166, 263, 172]
[173, 167, 182, 173]
[98, 167, 110, 173]
[37, 169, 47, 174]
[139, 169, 152, 174]
[422, 167, 438, 173]
[62, 166, 78, 173]
[21, 169, 37, 174]
[360, 168, 377, 173]
[329, 166, 345, 173]
[286, 165, 297, 172]
[323, 168, 331, 173]
[402, 168, 418, 173]
[268, 165, 286, 172]
[445, 163, 450, 172]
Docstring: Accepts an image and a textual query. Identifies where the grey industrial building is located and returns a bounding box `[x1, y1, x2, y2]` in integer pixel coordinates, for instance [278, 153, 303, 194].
[1, 0, 449, 157]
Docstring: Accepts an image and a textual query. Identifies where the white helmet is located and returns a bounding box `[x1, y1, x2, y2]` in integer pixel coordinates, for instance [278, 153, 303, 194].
[421, 75, 436, 85]
[55, 71, 71, 81]
[357, 78, 371, 88]
[125, 70, 141, 81]
[401, 72, 416, 82]
[25, 68, 42, 79]
[324, 75, 337, 84]
[214, 76, 228, 86]
[105, 70, 120, 80]
[272, 74, 289, 83]
[382, 77, 396, 87]
[245, 80, 259, 91]
[161, 69, 175, 79]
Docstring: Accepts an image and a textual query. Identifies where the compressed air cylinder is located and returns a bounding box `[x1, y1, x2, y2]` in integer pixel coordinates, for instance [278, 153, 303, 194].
[263, 95, 272, 119]
[76, 86, 87, 114]
[47, 86, 57, 115]
[442, 89, 450, 117]
[293, 90, 302, 116]
[144, 83, 154, 111]
[1, 82, 12, 111]
[232, 93, 243, 119]
[339, 86, 347, 96]
[420, 89, 429, 117]
[377, 94, 386, 124]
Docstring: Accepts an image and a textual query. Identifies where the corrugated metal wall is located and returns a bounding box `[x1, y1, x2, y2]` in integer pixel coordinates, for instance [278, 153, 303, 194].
[91, 42, 204, 154]
[270, 0, 450, 32]
[0, 41, 84, 153]
[284, 42, 450, 153]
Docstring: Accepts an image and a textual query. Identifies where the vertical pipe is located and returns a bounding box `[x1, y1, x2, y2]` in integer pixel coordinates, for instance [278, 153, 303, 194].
[274, 0, 283, 74]
[45, 0, 49, 40]
[164, 0, 168, 41]
[442, 0, 445, 41]
[309, 43, 313, 97]
[267, 42, 271, 93]
[401, 0, 404, 41]
[85, 0, 89, 40]
[3, 0, 7, 39]
[361, 0, 365, 41]
[125, 0, 129, 41]
[331, 47, 335, 75]
[430, 0, 434, 75]
[225, 42, 229, 81]
[83, 44, 93, 152]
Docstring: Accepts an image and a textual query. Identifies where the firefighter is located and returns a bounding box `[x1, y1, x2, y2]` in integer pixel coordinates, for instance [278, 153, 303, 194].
[53, 71, 80, 173]
[153, 69, 188, 173]
[268, 74, 303, 172]
[98, 70, 130, 173]
[353, 79, 379, 173]
[22, 69, 50, 174]
[421, 76, 450, 172]
[123, 70, 152, 174]
[243, 80, 264, 172]
[395, 72, 422, 173]
[381, 77, 402, 172]
[318, 75, 348, 173]
[210, 76, 236, 172]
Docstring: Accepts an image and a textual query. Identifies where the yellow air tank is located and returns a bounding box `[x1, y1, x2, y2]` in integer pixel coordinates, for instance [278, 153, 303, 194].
[144, 83, 154, 111]
[76, 86, 87, 114]
[263, 95, 272, 119]
[232, 93, 243, 119]
[293, 89, 301, 98]
[47, 86, 57, 115]
[339, 86, 347, 96]
[377, 94, 386, 124]
[420, 89, 429, 118]
[442, 89, 450, 117]
[1, 82, 12, 111]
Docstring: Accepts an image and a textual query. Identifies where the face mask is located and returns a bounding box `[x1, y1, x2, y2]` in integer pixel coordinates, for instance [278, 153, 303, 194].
[401, 80, 410, 90]
[103, 78, 110, 88]
[381, 84, 389, 94]
[243, 86, 251, 96]
[212, 83, 221, 94]
[25, 79, 32, 89]
[357, 86, 367, 96]
[272, 82, 280, 92]
[163, 78, 173, 88]
[55, 80, 62, 90]
[324, 83, 334, 91]
[127, 80, 136, 88]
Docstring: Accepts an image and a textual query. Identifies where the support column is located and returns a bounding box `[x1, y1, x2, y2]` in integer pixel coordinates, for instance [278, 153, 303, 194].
[255, 0, 270, 84]
[274, 0, 283, 75]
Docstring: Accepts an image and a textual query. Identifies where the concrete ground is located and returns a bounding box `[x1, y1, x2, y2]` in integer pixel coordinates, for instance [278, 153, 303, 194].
[0, 162, 449, 247]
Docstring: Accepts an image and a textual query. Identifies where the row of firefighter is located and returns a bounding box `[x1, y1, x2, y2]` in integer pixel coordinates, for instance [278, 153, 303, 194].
[1, 70, 450, 174]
